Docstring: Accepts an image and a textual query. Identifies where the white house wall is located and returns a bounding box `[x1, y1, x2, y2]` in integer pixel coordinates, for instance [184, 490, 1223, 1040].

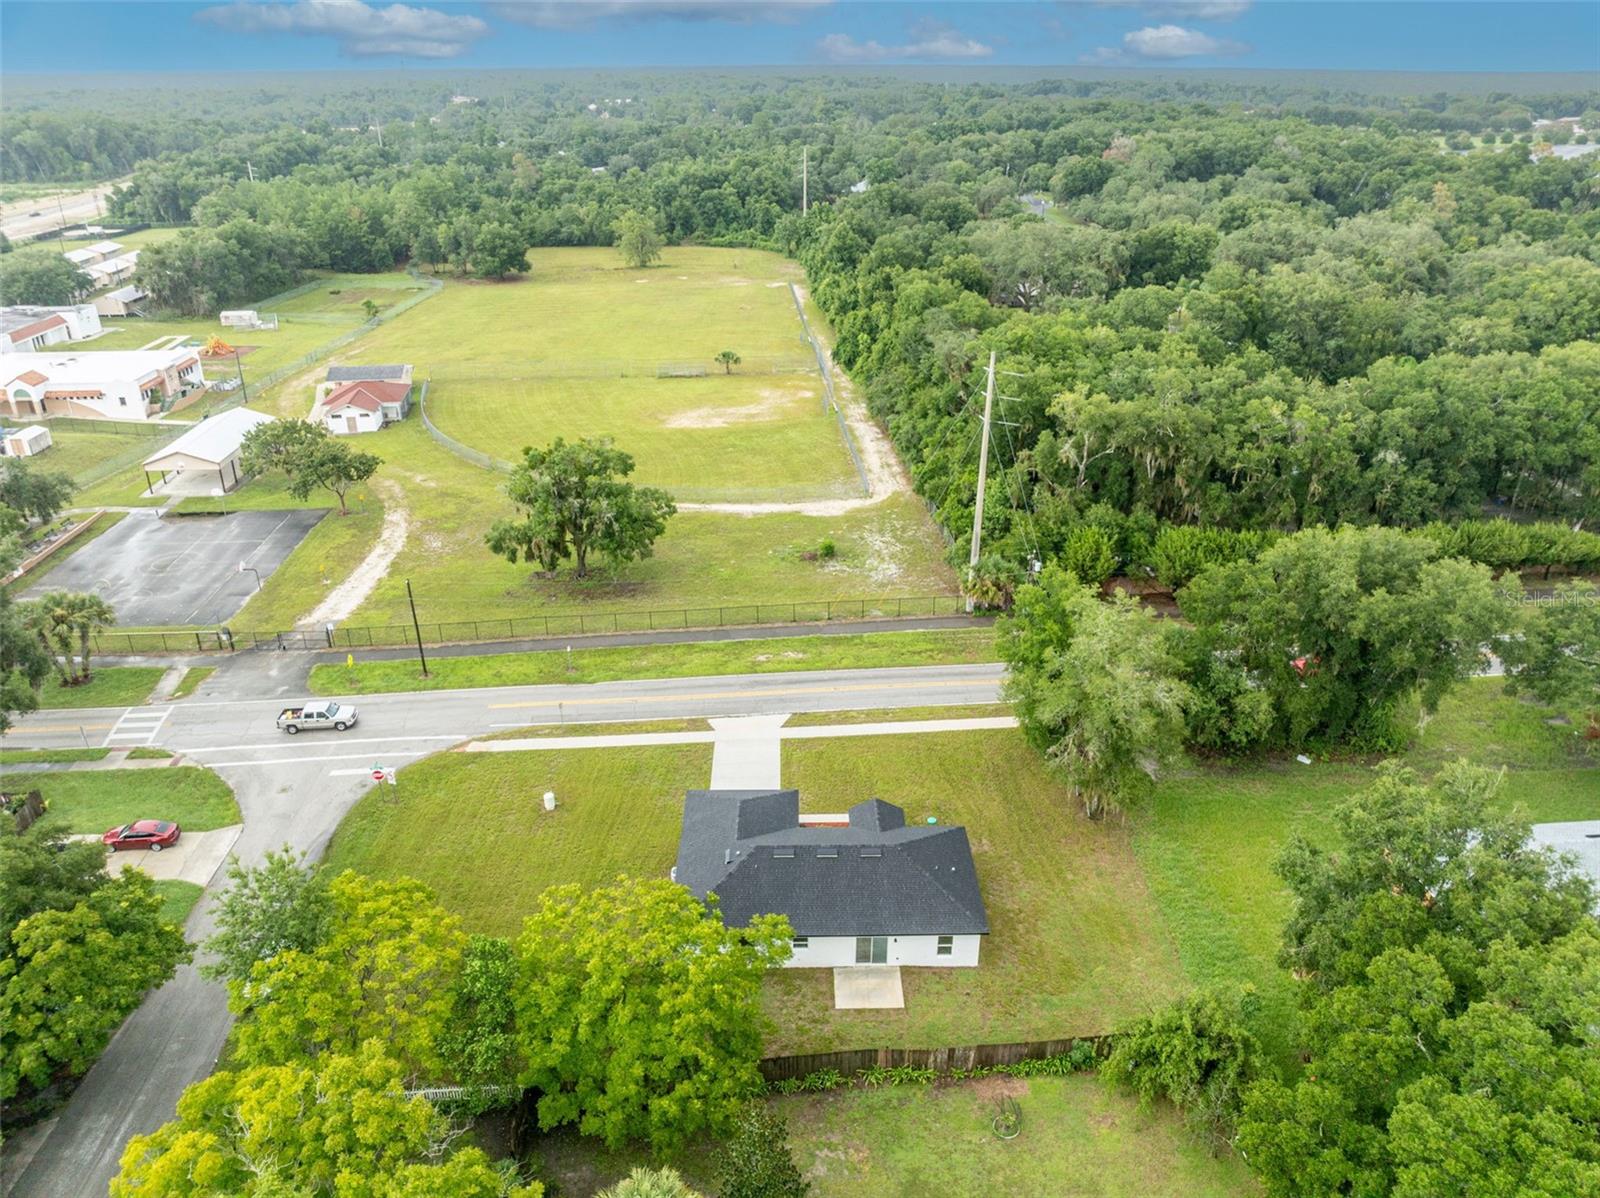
[785, 934, 982, 969]
[325, 406, 382, 434]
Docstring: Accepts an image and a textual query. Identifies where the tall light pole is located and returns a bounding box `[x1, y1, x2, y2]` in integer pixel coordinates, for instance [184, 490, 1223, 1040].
[406, 578, 429, 678]
[966, 351, 996, 612]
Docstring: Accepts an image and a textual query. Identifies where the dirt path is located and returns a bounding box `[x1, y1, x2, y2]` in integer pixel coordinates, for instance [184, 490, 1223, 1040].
[298, 480, 408, 628]
[681, 285, 910, 517]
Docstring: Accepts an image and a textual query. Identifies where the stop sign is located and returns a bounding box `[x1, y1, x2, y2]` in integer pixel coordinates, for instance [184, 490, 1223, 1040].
[371, 766, 385, 782]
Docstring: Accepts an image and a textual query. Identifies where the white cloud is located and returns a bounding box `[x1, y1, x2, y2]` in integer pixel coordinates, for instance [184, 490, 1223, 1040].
[489, 0, 831, 30]
[817, 20, 993, 63]
[1082, 22, 1249, 63]
[1088, 1, 1251, 18]
[196, 0, 488, 58]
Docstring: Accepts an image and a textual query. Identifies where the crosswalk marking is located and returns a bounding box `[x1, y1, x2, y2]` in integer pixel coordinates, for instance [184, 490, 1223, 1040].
[104, 707, 174, 748]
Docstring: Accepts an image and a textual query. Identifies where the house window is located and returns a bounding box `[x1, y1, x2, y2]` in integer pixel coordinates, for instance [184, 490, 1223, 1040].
[936, 936, 954, 956]
[792, 936, 808, 951]
[118, 396, 127, 406]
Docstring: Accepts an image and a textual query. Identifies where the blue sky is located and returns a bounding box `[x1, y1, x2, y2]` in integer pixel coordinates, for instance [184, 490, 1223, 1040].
[3, 2, 1596, 74]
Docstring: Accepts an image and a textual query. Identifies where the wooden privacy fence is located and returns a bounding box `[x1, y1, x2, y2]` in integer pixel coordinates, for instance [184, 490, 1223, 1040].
[758, 1035, 1113, 1084]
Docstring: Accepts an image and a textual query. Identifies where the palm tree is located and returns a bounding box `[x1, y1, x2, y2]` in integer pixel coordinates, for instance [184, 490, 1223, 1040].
[20, 596, 73, 688]
[598, 1168, 703, 1198]
[63, 593, 116, 684]
[25, 591, 115, 685]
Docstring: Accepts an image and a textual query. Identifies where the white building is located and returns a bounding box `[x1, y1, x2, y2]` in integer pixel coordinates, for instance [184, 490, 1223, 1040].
[140, 407, 274, 495]
[63, 240, 123, 270]
[94, 285, 147, 318]
[85, 250, 140, 290]
[0, 305, 103, 354]
[316, 364, 413, 434]
[1, 425, 52, 457]
[675, 792, 989, 970]
[1, 347, 206, 422]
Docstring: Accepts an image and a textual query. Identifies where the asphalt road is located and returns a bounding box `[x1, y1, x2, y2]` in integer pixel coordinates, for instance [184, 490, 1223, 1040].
[2, 661, 1005, 1198]
[0, 180, 124, 242]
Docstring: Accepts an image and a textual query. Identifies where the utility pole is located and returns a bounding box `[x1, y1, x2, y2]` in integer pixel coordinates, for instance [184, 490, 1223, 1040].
[246, 160, 256, 184]
[966, 351, 997, 612]
[234, 349, 249, 405]
[406, 578, 430, 678]
[801, 145, 808, 215]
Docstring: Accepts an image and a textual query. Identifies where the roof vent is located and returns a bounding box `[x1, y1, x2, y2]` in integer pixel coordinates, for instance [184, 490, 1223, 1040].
[724, 849, 733, 865]
[860, 847, 882, 858]
[773, 847, 795, 858]
[816, 847, 838, 859]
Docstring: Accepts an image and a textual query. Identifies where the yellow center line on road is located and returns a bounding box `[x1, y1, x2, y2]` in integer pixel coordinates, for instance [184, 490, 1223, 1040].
[4, 723, 116, 734]
[486, 677, 998, 710]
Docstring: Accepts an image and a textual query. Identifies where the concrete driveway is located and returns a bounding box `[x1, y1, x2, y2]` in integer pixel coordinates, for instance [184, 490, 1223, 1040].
[98, 825, 242, 886]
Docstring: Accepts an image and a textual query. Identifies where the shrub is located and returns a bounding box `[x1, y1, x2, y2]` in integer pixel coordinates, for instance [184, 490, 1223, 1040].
[1059, 525, 1117, 586]
[1101, 985, 1267, 1148]
[715, 1104, 809, 1198]
[816, 538, 836, 560]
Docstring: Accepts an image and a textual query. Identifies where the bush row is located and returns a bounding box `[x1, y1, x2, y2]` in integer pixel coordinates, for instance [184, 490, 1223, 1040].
[1041, 516, 1600, 593]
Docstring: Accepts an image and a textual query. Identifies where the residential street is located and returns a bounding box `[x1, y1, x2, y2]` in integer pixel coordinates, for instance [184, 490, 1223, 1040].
[2, 661, 1004, 1198]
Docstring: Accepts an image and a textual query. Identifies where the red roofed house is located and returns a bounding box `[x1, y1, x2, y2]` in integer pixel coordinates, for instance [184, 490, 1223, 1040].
[315, 365, 413, 435]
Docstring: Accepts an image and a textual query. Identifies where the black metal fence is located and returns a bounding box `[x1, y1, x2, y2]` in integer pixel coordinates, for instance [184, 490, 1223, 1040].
[91, 595, 973, 655]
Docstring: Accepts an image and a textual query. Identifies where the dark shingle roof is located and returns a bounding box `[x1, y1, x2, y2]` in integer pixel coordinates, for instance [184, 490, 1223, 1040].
[675, 790, 988, 938]
[326, 364, 410, 382]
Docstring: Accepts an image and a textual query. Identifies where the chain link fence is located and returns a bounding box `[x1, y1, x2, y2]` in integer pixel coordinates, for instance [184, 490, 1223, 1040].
[91, 595, 972, 654]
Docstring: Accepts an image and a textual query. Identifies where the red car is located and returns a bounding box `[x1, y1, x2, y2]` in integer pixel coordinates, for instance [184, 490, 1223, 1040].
[103, 820, 181, 852]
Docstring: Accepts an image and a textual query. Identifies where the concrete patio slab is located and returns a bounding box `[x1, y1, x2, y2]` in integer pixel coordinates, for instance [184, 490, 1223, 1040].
[833, 966, 905, 1010]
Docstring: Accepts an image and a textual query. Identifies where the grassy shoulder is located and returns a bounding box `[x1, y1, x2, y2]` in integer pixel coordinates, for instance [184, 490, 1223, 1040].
[33, 667, 165, 709]
[170, 667, 216, 700]
[478, 717, 712, 741]
[311, 627, 997, 695]
[534, 1075, 1256, 1198]
[152, 879, 206, 926]
[0, 747, 111, 763]
[782, 702, 1013, 727]
[29, 766, 240, 833]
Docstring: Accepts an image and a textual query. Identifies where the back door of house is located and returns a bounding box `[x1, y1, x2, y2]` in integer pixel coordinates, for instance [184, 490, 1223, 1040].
[855, 936, 888, 964]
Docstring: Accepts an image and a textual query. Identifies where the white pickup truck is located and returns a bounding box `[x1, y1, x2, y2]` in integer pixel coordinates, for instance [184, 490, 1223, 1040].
[277, 699, 359, 734]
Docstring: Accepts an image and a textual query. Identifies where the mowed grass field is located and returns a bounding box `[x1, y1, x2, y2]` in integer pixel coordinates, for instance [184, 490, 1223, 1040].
[225, 417, 954, 633]
[425, 375, 859, 502]
[349, 246, 858, 503]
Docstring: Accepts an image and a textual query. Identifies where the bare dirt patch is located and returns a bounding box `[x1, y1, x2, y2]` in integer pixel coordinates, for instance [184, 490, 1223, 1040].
[299, 479, 409, 627]
[968, 1075, 1030, 1101]
[662, 386, 808, 429]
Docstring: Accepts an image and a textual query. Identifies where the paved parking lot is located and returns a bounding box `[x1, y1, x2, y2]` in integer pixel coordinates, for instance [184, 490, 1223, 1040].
[21, 509, 326, 627]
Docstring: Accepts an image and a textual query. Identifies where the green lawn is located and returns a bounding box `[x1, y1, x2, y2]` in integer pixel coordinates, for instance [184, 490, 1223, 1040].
[225, 495, 379, 631]
[170, 666, 216, 700]
[426, 374, 857, 503]
[28, 766, 239, 833]
[33, 667, 164, 709]
[322, 742, 712, 935]
[777, 1076, 1258, 1198]
[0, 747, 110, 763]
[1133, 677, 1600, 1065]
[54, 227, 182, 254]
[769, 729, 1185, 1054]
[152, 879, 206, 926]
[310, 627, 996, 695]
[361, 248, 809, 369]
[532, 1075, 1256, 1197]
[325, 723, 1184, 1054]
